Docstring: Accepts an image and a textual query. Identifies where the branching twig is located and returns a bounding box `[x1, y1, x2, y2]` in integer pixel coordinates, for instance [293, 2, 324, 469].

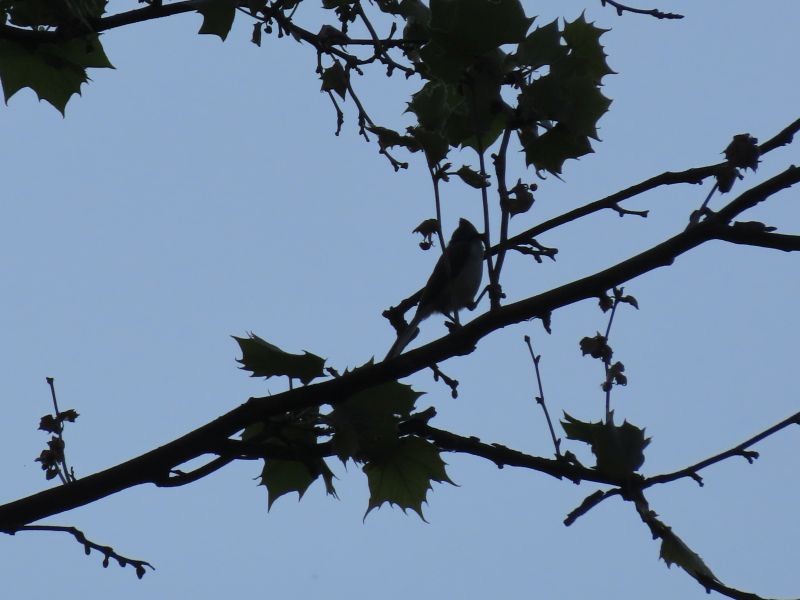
[611, 203, 649, 218]
[8, 525, 154, 578]
[599, 0, 684, 19]
[326, 90, 344, 136]
[627, 491, 778, 600]
[567, 409, 800, 527]
[36, 378, 79, 485]
[400, 421, 596, 484]
[47, 378, 72, 484]
[643, 410, 800, 488]
[430, 363, 459, 399]
[493, 118, 800, 258]
[352, 0, 414, 77]
[564, 488, 620, 526]
[510, 240, 558, 263]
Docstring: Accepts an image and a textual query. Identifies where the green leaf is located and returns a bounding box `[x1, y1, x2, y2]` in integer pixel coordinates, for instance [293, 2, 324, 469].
[198, 0, 237, 41]
[444, 102, 507, 151]
[0, 35, 113, 114]
[408, 80, 458, 130]
[429, 0, 533, 56]
[418, 40, 472, 83]
[365, 125, 417, 151]
[9, 0, 111, 26]
[455, 165, 490, 188]
[511, 15, 613, 175]
[363, 437, 452, 520]
[233, 333, 325, 385]
[409, 60, 508, 151]
[515, 19, 567, 70]
[320, 61, 348, 99]
[329, 381, 422, 462]
[59, 35, 114, 69]
[261, 458, 317, 509]
[443, 50, 509, 150]
[561, 413, 650, 478]
[660, 530, 719, 584]
[407, 126, 449, 167]
[520, 124, 593, 175]
[562, 14, 614, 81]
[520, 70, 611, 140]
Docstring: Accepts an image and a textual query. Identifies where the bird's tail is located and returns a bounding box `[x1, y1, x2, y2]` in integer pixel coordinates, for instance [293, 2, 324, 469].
[384, 313, 423, 360]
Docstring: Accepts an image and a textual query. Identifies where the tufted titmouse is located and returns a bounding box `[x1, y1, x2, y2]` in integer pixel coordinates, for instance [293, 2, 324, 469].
[385, 218, 484, 359]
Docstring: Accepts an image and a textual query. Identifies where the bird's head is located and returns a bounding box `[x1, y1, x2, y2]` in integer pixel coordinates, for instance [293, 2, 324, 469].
[452, 218, 481, 243]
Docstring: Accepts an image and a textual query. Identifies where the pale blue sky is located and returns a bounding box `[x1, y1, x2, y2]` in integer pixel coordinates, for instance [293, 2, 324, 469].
[1, 2, 799, 599]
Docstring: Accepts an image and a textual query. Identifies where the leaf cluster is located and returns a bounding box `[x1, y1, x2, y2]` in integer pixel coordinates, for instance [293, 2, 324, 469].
[235, 336, 451, 519]
[382, 3, 613, 174]
[0, 1, 112, 113]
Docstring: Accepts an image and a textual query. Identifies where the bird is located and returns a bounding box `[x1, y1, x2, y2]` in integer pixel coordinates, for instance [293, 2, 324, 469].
[385, 218, 485, 360]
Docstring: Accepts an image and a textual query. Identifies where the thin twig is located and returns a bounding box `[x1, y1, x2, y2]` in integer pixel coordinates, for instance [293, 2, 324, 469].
[599, 0, 684, 19]
[602, 289, 623, 421]
[644, 410, 800, 488]
[9, 525, 154, 578]
[429, 166, 448, 251]
[493, 118, 800, 258]
[689, 182, 719, 224]
[155, 456, 236, 487]
[491, 127, 514, 284]
[430, 363, 459, 399]
[564, 488, 620, 526]
[627, 491, 776, 600]
[523, 335, 561, 457]
[46, 377, 74, 484]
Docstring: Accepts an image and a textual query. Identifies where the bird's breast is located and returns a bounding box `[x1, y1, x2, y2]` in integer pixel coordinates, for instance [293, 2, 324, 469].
[440, 240, 484, 313]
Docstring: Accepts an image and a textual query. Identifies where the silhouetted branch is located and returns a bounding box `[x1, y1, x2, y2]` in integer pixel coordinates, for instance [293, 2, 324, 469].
[566, 409, 800, 528]
[600, 0, 684, 20]
[564, 489, 620, 526]
[628, 491, 776, 600]
[524, 335, 561, 457]
[494, 118, 800, 256]
[644, 410, 800, 488]
[1, 166, 798, 529]
[711, 223, 800, 252]
[155, 456, 236, 487]
[8, 525, 154, 578]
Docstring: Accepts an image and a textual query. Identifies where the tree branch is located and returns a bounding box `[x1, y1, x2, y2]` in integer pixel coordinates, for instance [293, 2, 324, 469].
[599, 0, 684, 20]
[494, 118, 800, 256]
[0, 0, 202, 41]
[628, 491, 778, 600]
[566, 408, 800, 530]
[644, 410, 800, 488]
[8, 525, 154, 578]
[711, 224, 800, 252]
[1, 167, 798, 529]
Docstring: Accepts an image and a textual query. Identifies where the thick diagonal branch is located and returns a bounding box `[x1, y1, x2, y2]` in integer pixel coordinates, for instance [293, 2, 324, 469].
[0, 167, 798, 529]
